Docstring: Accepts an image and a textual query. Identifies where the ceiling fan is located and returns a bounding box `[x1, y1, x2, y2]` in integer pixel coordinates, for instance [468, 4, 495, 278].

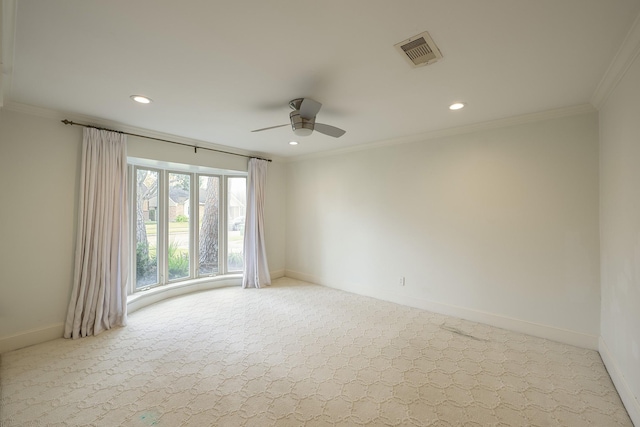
[252, 98, 346, 138]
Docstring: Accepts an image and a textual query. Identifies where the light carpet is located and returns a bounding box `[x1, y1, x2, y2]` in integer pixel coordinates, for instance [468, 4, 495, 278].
[0, 278, 632, 426]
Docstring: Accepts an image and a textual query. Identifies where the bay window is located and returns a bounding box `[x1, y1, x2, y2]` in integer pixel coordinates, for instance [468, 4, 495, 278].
[132, 163, 246, 292]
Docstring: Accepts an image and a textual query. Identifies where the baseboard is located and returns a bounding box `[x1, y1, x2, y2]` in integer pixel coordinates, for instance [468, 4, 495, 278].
[0, 323, 64, 354]
[382, 289, 599, 349]
[599, 337, 640, 425]
[284, 269, 319, 284]
[270, 269, 285, 280]
[283, 270, 598, 349]
[2, 273, 282, 354]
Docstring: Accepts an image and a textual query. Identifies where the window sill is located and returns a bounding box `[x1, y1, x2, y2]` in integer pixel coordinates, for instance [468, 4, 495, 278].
[127, 274, 243, 314]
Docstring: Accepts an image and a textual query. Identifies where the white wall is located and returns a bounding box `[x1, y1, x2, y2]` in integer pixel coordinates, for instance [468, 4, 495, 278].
[263, 160, 286, 275]
[0, 109, 80, 350]
[0, 108, 286, 353]
[286, 112, 600, 347]
[599, 52, 640, 422]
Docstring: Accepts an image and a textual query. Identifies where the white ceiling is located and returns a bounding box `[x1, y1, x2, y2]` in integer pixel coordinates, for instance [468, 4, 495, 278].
[3, 0, 640, 159]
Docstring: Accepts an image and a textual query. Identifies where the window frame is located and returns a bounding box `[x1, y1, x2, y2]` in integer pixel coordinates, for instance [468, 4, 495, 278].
[129, 161, 246, 295]
[196, 173, 222, 278]
[225, 175, 248, 273]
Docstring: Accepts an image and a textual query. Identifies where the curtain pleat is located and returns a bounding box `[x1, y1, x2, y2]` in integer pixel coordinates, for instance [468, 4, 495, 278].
[64, 128, 129, 339]
[242, 158, 271, 288]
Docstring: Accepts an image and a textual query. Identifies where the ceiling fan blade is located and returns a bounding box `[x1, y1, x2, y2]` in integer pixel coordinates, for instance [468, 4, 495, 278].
[315, 123, 346, 138]
[299, 98, 322, 119]
[251, 124, 289, 132]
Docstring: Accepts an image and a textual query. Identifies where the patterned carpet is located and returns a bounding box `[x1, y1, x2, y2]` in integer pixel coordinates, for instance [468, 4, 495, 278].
[0, 278, 632, 426]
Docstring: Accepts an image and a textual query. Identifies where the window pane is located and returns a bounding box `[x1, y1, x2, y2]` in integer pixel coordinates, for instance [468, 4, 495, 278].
[136, 169, 158, 288]
[227, 177, 246, 271]
[198, 175, 219, 276]
[168, 173, 190, 280]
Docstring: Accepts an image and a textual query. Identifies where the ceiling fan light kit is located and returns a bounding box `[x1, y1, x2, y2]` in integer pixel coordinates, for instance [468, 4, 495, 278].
[290, 109, 315, 136]
[252, 97, 346, 138]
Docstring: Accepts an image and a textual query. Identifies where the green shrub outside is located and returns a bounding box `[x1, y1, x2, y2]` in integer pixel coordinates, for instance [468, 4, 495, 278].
[228, 251, 244, 270]
[136, 242, 157, 286]
[168, 241, 189, 279]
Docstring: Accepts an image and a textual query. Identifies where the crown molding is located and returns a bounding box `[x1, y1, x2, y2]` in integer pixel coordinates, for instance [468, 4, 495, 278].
[288, 103, 596, 163]
[591, 12, 640, 110]
[2, 101, 286, 163]
[2, 100, 594, 166]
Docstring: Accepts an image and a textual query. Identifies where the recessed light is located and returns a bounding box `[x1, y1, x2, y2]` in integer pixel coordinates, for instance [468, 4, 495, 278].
[130, 95, 152, 104]
[449, 102, 465, 110]
[289, 141, 299, 146]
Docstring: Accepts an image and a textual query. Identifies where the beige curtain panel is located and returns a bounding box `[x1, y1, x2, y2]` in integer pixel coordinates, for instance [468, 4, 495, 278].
[64, 128, 129, 339]
[242, 158, 271, 288]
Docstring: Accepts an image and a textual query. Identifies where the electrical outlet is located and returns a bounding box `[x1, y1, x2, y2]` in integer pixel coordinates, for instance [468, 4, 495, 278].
[399, 276, 405, 286]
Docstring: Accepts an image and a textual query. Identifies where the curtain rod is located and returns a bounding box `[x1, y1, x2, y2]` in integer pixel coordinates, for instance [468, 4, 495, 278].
[61, 119, 272, 162]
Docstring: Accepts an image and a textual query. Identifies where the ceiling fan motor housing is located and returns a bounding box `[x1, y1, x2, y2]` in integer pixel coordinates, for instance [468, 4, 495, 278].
[251, 98, 344, 137]
[290, 110, 315, 136]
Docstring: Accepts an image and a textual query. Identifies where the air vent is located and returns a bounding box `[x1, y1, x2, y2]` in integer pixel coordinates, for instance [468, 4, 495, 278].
[394, 31, 442, 68]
